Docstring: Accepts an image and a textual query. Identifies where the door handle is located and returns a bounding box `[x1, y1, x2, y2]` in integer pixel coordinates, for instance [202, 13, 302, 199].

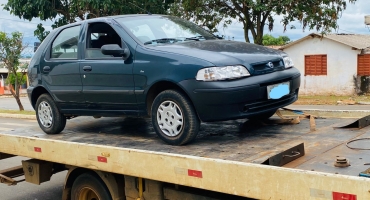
[43, 66, 50, 72]
[83, 66, 92, 72]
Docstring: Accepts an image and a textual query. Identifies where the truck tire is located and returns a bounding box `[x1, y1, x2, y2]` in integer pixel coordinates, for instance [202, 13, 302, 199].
[247, 109, 277, 120]
[71, 173, 112, 200]
[152, 90, 200, 145]
[35, 94, 66, 134]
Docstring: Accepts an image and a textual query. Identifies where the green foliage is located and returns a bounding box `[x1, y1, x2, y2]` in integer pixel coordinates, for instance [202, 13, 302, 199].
[34, 23, 50, 42]
[4, 0, 173, 42]
[0, 31, 27, 110]
[6, 73, 27, 86]
[0, 31, 24, 72]
[169, 0, 357, 44]
[262, 34, 290, 46]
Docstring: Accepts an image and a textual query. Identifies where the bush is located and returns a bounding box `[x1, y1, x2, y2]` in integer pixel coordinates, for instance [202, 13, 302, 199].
[6, 72, 27, 86]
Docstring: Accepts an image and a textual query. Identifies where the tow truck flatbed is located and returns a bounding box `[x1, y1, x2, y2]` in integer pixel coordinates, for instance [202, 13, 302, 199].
[1, 116, 370, 199]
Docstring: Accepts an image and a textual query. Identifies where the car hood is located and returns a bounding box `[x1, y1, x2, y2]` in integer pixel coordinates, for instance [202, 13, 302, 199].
[146, 40, 283, 66]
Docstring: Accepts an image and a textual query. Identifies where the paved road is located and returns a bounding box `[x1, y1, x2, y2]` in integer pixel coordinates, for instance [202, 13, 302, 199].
[0, 97, 33, 111]
[0, 117, 66, 200]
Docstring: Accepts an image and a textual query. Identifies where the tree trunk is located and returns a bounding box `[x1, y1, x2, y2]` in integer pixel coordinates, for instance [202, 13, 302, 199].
[252, 24, 264, 45]
[15, 95, 24, 111]
[9, 84, 24, 111]
[243, 25, 250, 43]
[254, 31, 264, 45]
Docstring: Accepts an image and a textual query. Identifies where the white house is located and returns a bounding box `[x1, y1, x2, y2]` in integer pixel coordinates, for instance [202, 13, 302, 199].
[280, 33, 370, 95]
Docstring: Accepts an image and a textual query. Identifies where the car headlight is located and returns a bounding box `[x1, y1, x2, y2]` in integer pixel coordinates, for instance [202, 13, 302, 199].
[196, 65, 250, 81]
[283, 57, 294, 68]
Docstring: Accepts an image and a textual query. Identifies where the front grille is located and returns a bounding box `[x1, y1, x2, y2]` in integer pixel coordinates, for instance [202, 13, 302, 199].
[243, 91, 298, 113]
[251, 59, 285, 75]
[260, 77, 293, 87]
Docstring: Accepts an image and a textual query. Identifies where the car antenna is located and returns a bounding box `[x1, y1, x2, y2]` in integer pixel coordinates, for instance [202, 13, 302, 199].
[129, 2, 152, 15]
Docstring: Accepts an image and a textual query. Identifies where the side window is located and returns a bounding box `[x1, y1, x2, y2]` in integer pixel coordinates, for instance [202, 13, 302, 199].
[51, 26, 80, 59]
[86, 23, 122, 59]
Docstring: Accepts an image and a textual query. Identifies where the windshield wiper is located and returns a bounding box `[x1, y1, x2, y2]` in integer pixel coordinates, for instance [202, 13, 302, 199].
[144, 38, 182, 45]
[185, 35, 205, 41]
[212, 34, 224, 39]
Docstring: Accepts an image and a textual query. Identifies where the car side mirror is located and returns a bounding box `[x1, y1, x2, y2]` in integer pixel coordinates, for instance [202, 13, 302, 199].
[101, 44, 130, 60]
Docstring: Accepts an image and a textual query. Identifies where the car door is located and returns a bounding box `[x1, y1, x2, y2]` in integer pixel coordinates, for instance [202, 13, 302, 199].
[40, 25, 84, 110]
[79, 21, 136, 112]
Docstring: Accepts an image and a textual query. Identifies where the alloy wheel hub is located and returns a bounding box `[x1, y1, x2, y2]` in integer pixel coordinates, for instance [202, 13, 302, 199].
[38, 101, 53, 128]
[157, 100, 184, 137]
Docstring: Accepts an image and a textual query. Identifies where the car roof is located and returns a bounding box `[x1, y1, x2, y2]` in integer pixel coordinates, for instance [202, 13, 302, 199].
[109, 14, 163, 19]
[54, 14, 162, 30]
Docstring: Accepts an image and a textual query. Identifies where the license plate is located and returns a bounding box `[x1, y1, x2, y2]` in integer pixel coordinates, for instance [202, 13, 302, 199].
[267, 81, 290, 99]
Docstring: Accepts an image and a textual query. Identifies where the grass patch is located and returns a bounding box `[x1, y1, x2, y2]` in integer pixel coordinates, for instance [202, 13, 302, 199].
[294, 95, 370, 105]
[0, 109, 35, 115]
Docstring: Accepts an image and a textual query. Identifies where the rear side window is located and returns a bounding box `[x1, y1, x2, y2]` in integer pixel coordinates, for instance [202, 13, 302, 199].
[51, 26, 80, 59]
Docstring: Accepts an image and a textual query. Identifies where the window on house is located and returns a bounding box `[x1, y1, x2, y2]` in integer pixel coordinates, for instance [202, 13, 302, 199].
[358, 54, 370, 76]
[304, 55, 327, 76]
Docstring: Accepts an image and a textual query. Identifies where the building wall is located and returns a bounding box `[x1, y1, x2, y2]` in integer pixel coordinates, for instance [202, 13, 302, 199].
[283, 37, 361, 95]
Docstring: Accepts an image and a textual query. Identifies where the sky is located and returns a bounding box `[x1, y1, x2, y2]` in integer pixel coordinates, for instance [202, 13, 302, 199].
[0, 0, 369, 46]
[215, 0, 370, 42]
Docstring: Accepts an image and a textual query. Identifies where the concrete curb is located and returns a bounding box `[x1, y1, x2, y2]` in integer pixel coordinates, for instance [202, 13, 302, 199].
[0, 95, 28, 99]
[279, 109, 370, 118]
[0, 113, 36, 120]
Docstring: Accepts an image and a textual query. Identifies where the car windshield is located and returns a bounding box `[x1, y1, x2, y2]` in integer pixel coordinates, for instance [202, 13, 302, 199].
[116, 16, 217, 45]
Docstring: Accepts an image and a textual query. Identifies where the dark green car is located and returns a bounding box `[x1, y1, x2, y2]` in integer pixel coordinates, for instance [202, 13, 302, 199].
[27, 14, 301, 145]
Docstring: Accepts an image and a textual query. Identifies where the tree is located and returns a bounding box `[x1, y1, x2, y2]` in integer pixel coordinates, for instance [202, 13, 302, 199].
[170, 0, 357, 45]
[262, 34, 290, 46]
[0, 32, 28, 111]
[4, 0, 172, 42]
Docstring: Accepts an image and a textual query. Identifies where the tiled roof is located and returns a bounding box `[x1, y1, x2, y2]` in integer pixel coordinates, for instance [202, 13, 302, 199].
[266, 45, 282, 50]
[280, 33, 370, 50]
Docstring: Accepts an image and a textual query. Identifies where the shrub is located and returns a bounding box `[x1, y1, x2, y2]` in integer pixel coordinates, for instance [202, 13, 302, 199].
[6, 72, 27, 86]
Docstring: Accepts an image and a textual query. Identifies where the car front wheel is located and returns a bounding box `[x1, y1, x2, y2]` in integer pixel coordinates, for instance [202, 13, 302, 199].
[35, 94, 66, 134]
[152, 90, 200, 145]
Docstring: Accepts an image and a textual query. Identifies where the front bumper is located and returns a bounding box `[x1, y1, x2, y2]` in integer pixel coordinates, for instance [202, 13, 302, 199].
[179, 67, 301, 122]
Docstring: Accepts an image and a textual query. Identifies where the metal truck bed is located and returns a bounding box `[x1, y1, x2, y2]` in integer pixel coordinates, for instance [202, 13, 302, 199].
[1, 116, 370, 199]
[4, 116, 370, 174]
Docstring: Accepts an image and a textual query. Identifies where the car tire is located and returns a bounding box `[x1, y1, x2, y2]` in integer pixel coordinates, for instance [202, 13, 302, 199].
[247, 109, 277, 120]
[152, 90, 200, 145]
[35, 94, 66, 134]
[71, 173, 112, 200]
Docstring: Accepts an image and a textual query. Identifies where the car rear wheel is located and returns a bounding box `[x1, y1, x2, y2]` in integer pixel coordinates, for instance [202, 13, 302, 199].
[152, 90, 200, 145]
[35, 94, 66, 134]
[247, 109, 277, 120]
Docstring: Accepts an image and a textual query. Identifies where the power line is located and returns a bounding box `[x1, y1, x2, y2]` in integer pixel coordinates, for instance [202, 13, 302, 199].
[0, 17, 52, 26]
[337, 28, 357, 34]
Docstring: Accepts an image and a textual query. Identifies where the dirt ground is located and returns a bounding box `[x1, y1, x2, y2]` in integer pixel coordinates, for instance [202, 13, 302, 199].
[294, 95, 370, 105]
